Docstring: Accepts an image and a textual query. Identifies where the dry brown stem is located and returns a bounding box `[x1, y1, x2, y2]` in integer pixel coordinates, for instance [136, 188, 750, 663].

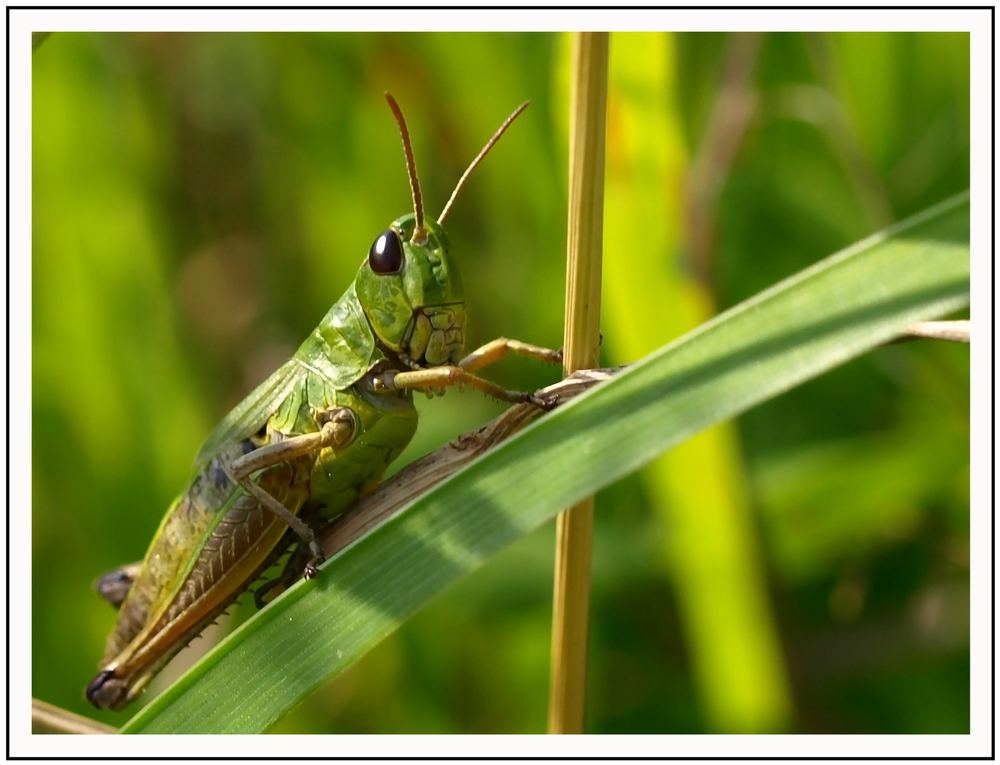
[320, 368, 619, 559]
[31, 698, 116, 735]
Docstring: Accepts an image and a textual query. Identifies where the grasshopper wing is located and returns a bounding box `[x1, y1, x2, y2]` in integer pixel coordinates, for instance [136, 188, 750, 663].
[195, 283, 379, 469]
[194, 359, 306, 469]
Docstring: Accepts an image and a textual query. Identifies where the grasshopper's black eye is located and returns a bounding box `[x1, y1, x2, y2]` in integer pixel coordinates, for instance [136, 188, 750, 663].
[369, 229, 403, 274]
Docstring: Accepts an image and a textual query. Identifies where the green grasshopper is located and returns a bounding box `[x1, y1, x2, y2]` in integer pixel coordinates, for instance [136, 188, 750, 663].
[86, 93, 561, 710]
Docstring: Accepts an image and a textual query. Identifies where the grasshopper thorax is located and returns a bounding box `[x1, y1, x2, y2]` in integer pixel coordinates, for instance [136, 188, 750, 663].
[355, 214, 466, 367]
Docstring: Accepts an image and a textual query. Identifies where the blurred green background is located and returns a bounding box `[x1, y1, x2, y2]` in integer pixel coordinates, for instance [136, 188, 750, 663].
[32, 32, 969, 733]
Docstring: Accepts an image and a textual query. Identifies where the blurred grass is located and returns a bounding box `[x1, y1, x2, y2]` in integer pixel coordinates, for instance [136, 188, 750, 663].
[32, 32, 969, 733]
[599, 32, 790, 733]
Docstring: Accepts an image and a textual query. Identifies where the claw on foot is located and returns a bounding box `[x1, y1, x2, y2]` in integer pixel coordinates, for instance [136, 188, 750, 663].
[529, 392, 559, 411]
[303, 557, 324, 579]
[303, 541, 325, 579]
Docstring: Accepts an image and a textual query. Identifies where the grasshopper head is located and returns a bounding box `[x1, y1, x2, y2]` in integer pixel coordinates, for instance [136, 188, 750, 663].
[359, 93, 527, 368]
[355, 214, 466, 367]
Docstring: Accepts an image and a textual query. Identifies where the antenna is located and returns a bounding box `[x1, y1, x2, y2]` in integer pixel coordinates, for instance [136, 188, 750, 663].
[384, 92, 426, 241]
[438, 100, 530, 225]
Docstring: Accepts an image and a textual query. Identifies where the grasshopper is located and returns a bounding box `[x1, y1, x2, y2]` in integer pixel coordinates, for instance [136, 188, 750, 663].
[86, 94, 561, 710]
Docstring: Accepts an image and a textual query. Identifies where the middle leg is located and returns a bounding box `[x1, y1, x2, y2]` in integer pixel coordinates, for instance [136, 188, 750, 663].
[375, 366, 556, 409]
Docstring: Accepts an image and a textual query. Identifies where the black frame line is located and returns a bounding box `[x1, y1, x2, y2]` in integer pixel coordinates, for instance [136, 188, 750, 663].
[8, 4, 993, 758]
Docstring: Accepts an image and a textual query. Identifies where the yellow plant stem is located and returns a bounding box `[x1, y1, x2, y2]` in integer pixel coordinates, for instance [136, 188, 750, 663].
[547, 31, 608, 735]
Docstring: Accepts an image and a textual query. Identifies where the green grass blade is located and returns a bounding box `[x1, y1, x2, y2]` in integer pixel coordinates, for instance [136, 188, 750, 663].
[121, 193, 969, 734]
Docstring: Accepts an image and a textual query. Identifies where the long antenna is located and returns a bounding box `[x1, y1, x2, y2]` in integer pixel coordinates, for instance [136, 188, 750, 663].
[438, 100, 530, 225]
[384, 92, 425, 241]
